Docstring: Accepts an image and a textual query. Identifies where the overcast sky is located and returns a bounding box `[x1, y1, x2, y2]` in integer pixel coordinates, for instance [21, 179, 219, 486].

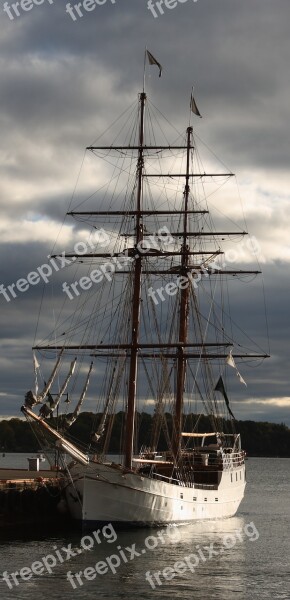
[0, 0, 289, 425]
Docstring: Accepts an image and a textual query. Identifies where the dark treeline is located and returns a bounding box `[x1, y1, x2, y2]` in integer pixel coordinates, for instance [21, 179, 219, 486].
[0, 412, 290, 457]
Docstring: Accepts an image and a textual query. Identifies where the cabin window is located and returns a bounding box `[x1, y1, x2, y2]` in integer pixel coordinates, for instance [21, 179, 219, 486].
[236, 473, 238, 481]
[180, 493, 183, 499]
[193, 497, 197, 501]
[231, 473, 233, 482]
[204, 498, 207, 502]
[215, 498, 218, 502]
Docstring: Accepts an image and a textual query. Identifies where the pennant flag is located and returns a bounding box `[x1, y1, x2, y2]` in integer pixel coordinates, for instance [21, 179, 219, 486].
[191, 93, 202, 118]
[226, 350, 236, 369]
[226, 350, 247, 386]
[147, 50, 162, 78]
[214, 375, 235, 419]
[237, 371, 247, 386]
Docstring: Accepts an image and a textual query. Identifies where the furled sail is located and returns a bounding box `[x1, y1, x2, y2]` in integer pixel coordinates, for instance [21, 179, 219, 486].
[37, 350, 64, 403]
[22, 405, 89, 466]
[65, 362, 93, 428]
[92, 354, 126, 444]
[33, 351, 40, 396]
[39, 357, 77, 418]
[24, 350, 64, 408]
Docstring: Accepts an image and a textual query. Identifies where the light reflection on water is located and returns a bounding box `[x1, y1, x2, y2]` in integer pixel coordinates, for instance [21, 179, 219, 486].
[0, 458, 289, 600]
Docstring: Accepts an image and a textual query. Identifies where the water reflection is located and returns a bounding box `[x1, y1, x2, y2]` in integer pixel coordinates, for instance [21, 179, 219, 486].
[1, 459, 290, 600]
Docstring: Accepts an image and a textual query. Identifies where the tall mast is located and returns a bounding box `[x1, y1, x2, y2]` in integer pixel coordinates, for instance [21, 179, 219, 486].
[124, 91, 146, 469]
[172, 126, 193, 459]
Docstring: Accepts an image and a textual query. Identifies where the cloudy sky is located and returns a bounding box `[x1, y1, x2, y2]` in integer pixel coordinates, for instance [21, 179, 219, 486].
[0, 0, 289, 425]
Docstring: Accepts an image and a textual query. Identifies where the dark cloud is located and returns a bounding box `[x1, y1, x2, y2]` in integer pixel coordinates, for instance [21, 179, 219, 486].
[0, 0, 289, 423]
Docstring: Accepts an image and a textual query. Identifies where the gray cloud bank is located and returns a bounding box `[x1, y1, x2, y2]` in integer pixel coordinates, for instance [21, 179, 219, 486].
[0, 0, 289, 423]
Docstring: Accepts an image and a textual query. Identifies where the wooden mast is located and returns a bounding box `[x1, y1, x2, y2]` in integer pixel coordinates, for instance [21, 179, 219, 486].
[124, 91, 146, 469]
[172, 125, 193, 460]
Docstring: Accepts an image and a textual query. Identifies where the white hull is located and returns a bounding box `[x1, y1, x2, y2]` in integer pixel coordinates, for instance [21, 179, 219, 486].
[65, 461, 246, 526]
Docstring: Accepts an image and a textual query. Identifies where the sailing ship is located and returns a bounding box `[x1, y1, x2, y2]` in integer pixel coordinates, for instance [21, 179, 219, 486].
[22, 54, 269, 526]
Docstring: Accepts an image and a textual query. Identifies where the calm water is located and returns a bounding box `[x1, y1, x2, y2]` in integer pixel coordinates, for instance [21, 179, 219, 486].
[0, 457, 289, 600]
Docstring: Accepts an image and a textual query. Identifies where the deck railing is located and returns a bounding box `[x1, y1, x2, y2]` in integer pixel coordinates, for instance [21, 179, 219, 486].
[222, 451, 245, 470]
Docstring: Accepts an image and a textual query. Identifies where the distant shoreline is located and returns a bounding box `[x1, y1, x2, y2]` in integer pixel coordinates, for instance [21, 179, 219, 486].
[1, 412, 289, 457]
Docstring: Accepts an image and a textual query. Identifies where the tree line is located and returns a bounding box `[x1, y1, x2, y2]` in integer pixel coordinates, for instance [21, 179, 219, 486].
[0, 412, 289, 457]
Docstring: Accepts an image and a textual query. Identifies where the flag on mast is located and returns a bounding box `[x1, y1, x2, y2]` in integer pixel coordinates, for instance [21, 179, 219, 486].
[226, 350, 247, 386]
[237, 371, 247, 386]
[147, 50, 162, 78]
[214, 376, 235, 419]
[191, 93, 202, 118]
[226, 350, 236, 369]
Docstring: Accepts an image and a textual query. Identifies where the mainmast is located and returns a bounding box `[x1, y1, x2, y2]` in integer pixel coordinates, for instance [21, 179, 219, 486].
[172, 126, 193, 459]
[124, 91, 146, 469]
